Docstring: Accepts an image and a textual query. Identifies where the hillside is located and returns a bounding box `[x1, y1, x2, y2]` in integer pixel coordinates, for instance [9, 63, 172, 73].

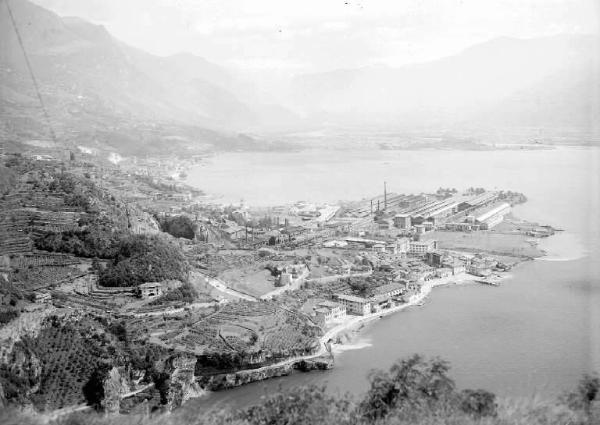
[0, 0, 273, 154]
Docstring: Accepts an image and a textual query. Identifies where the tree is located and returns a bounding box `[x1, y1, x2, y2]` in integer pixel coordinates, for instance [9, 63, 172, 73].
[239, 385, 353, 425]
[359, 354, 455, 420]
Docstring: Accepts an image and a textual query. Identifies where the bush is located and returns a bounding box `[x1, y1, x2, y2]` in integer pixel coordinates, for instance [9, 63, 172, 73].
[459, 389, 497, 418]
[158, 215, 196, 240]
[238, 385, 353, 425]
[98, 235, 189, 287]
[148, 283, 198, 306]
[566, 373, 600, 414]
[359, 354, 455, 420]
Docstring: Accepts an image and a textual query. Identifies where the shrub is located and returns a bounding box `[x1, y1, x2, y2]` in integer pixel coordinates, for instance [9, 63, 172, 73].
[459, 388, 497, 418]
[566, 373, 600, 415]
[359, 354, 455, 420]
[158, 215, 196, 240]
[238, 385, 353, 425]
[148, 283, 198, 306]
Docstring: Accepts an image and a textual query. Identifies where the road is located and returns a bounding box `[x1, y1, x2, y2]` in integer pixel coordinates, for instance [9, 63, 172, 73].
[192, 271, 258, 302]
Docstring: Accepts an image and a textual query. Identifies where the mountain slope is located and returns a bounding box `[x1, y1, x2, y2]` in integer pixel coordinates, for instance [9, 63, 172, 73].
[0, 0, 257, 145]
[291, 35, 599, 133]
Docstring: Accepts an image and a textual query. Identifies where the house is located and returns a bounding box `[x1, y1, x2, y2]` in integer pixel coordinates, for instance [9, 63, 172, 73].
[278, 264, 309, 287]
[435, 268, 452, 278]
[323, 240, 348, 248]
[372, 243, 386, 253]
[137, 282, 163, 298]
[426, 251, 446, 267]
[314, 301, 346, 325]
[467, 263, 492, 277]
[396, 238, 410, 254]
[34, 291, 52, 304]
[334, 294, 371, 316]
[370, 282, 405, 307]
[443, 260, 466, 275]
[409, 240, 437, 256]
[394, 214, 412, 229]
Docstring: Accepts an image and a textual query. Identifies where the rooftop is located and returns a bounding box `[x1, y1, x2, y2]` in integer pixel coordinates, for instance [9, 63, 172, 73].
[335, 293, 370, 304]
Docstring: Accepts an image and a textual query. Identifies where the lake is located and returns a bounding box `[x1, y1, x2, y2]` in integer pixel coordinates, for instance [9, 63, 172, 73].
[184, 146, 600, 410]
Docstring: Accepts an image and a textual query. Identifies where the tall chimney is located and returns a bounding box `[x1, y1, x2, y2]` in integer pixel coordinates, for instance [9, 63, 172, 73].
[384, 181, 387, 210]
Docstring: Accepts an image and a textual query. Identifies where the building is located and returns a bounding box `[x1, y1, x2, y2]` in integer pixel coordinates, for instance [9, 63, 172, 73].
[474, 203, 511, 230]
[137, 282, 163, 298]
[334, 294, 371, 316]
[435, 268, 452, 278]
[409, 240, 437, 256]
[394, 214, 412, 229]
[426, 251, 445, 267]
[396, 238, 410, 254]
[34, 291, 52, 304]
[457, 192, 499, 212]
[414, 224, 426, 234]
[278, 264, 309, 287]
[467, 264, 492, 277]
[372, 243, 386, 253]
[442, 260, 466, 275]
[323, 240, 348, 248]
[313, 301, 346, 325]
[370, 282, 405, 304]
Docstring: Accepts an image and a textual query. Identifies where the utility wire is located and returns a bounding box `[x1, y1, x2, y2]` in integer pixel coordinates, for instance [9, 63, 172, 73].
[4, 0, 58, 144]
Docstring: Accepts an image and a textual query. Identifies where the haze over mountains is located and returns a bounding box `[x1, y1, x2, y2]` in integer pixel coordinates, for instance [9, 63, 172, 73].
[1, 0, 598, 150]
[292, 35, 599, 134]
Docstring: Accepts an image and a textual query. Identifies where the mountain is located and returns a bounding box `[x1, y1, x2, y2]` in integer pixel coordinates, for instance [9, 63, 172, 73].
[290, 35, 600, 134]
[0, 0, 279, 153]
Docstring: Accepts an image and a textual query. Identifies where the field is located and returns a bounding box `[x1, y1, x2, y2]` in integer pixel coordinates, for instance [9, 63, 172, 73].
[219, 268, 276, 298]
[421, 229, 544, 260]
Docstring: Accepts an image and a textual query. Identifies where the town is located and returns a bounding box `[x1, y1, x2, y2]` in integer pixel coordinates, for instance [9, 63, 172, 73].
[0, 148, 556, 414]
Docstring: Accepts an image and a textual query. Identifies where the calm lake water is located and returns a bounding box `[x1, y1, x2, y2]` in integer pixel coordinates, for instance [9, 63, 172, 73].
[184, 146, 600, 409]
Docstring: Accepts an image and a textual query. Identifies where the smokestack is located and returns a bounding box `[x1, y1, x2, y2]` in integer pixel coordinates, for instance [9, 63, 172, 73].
[384, 181, 387, 210]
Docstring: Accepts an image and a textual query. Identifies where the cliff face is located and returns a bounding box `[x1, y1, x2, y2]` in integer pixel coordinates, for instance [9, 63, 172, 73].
[198, 364, 295, 391]
[197, 355, 334, 391]
[164, 355, 205, 411]
[102, 367, 131, 414]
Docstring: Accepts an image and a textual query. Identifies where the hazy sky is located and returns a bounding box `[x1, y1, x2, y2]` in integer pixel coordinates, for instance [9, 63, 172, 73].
[32, 0, 599, 73]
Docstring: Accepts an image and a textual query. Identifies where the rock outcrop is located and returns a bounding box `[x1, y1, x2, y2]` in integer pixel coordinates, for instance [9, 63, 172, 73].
[164, 354, 205, 411]
[102, 367, 130, 414]
[198, 363, 295, 391]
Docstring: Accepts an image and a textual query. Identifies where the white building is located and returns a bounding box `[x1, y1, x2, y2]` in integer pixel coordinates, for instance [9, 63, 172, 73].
[475, 203, 511, 229]
[314, 301, 346, 325]
[335, 294, 371, 316]
[409, 240, 437, 255]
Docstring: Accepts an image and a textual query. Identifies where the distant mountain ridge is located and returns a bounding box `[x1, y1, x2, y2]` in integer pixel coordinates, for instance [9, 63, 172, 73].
[0, 0, 284, 151]
[291, 34, 599, 135]
[1, 0, 597, 146]
[0, 1, 254, 128]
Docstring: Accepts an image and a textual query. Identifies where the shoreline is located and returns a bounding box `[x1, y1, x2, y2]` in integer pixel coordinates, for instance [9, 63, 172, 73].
[318, 272, 495, 353]
[195, 271, 508, 398]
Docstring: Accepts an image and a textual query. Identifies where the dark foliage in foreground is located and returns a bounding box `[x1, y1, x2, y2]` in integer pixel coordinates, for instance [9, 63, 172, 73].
[1, 355, 598, 425]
